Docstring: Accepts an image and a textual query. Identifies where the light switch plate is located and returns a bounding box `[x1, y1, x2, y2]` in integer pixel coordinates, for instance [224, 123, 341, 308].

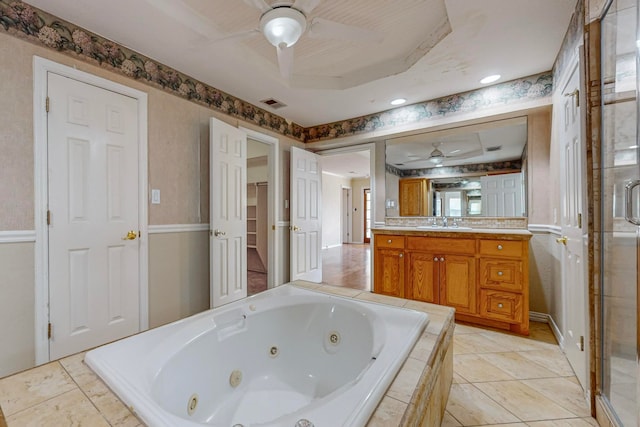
[151, 189, 161, 204]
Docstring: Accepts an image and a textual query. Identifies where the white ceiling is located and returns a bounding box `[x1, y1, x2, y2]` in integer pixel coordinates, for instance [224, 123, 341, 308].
[26, 0, 577, 127]
[321, 150, 370, 179]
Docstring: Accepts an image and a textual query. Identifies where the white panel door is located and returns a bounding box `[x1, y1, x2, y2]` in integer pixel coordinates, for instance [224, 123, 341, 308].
[48, 73, 140, 360]
[481, 173, 523, 216]
[210, 118, 247, 308]
[559, 59, 588, 389]
[290, 147, 322, 282]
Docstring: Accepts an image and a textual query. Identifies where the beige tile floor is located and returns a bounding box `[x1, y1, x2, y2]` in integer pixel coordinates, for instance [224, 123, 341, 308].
[443, 321, 597, 427]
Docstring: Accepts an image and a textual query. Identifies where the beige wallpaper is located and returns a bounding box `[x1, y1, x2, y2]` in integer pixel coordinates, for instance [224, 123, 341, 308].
[148, 232, 210, 328]
[0, 30, 300, 230]
[527, 108, 553, 225]
[0, 242, 35, 378]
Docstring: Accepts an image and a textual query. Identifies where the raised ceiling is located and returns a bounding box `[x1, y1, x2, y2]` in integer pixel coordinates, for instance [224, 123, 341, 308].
[26, 0, 577, 127]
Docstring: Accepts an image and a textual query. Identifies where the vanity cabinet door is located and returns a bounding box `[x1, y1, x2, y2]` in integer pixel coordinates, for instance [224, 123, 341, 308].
[407, 252, 439, 303]
[440, 254, 477, 315]
[374, 235, 405, 298]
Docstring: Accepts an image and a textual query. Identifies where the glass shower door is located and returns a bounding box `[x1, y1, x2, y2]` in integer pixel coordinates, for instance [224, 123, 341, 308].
[601, 0, 639, 425]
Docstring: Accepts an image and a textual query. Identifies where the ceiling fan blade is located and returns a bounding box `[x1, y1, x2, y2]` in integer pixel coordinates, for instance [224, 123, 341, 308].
[308, 17, 383, 43]
[277, 44, 295, 79]
[292, 0, 321, 14]
[209, 28, 261, 44]
[244, 0, 272, 13]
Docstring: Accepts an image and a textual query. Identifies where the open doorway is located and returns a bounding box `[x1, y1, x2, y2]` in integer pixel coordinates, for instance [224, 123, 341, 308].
[247, 138, 271, 296]
[319, 147, 373, 290]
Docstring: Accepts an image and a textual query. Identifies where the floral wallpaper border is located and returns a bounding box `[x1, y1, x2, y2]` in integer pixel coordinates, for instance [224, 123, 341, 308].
[304, 73, 552, 143]
[0, 0, 306, 140]
[552, 0, 583, 89]
[2, 1, 554, 144]
[385, 160, 522, 178]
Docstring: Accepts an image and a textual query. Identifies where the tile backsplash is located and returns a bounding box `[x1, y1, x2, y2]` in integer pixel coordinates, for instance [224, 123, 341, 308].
[385, 216, 528, 229]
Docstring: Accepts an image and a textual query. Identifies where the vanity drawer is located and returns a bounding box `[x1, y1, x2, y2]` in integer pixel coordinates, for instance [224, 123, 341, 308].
[407, 236, 475, 255]
[479, 259, 523, 292]
[375, 235, 405, 249]
[480, 290, 523, 324]
[479, 240, 523, 258]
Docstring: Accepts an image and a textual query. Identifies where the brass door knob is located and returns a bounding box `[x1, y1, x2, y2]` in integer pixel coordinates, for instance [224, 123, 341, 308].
[292, 226, 301, 231]
[122, 230, 137, 240]
[556, 236, 568, 245]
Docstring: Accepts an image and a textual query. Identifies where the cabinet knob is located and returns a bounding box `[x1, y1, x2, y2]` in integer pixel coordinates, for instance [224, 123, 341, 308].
[498, 303, 504, 308]
[497, 244, 503, 250]
[440, 257, 445, 262]
[497, 271, 504, 276]
[399, 253, 403, 258]
[433, 257, 438, 262]
[387, 239, 392, 243]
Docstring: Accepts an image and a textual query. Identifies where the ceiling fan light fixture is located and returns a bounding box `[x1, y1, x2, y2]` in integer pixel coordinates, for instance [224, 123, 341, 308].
[260, 8, 307, 48]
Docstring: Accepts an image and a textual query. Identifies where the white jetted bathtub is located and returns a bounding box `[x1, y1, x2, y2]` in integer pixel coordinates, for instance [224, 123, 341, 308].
[86, 284, 428, 427]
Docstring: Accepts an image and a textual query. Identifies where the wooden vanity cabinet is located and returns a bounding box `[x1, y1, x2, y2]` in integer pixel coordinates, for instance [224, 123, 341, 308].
[406, 237, 476, 315]
[478, 239, 528, 333]
[374, 235, 405, 297]
[373, 230, 531, 335]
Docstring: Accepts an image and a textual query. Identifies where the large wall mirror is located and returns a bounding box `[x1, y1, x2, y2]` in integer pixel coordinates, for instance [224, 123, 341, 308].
[385, 117, 528, 218]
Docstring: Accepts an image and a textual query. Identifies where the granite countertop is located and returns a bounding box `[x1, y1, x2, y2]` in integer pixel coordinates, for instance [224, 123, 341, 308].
[372, 226, 532, 238]
[0, 283, 455, 427]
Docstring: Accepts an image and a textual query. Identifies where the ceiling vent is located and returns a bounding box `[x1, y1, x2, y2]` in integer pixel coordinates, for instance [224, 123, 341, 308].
[485, 145, 502, 152]
[260, 98, 287, 109]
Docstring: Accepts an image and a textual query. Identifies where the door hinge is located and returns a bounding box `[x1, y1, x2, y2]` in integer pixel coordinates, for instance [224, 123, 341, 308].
[45, 96, 50, 113]
[272, 225, 275, 231]
[579, 335, 584, 351]
[577, 213, 582, 228]
[48, 323, 52, 339]
[46, 210, 51, 225]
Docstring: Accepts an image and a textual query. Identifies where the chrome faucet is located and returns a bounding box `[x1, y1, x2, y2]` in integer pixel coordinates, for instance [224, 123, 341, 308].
[442, 217, 448, 228]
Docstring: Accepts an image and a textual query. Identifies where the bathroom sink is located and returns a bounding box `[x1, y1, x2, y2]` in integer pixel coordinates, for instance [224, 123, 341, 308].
[415, 225, 472, 230]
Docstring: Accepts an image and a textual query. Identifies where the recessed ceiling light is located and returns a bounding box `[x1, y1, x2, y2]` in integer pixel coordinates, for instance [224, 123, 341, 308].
[390, 98, 406, 106]
[629, 145, 639, 149]
[435, 164, 444, 168]
[480, 74, 501, 84]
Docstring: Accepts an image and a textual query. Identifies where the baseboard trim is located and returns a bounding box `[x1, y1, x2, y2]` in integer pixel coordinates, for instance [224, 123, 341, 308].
[529, 311, 564, 348]
[322, 244, 342, 249]
[0, 230, 36, 243]
[148, 224, 209, 234]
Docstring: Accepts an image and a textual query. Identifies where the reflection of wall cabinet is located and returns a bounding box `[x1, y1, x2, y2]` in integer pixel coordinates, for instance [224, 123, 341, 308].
[373, 235, 405, 297]
[399, 178, 429, 216]
[373, 230, 531, 335]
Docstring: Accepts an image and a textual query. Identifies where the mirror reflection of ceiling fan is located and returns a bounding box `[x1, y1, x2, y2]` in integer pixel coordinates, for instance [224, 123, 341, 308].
[402, 142, 485, 165]
[148, 0, 384, 79]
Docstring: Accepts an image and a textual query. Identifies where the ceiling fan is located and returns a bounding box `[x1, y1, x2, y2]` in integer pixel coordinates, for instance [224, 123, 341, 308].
[147, 0, 383, 79]
[237, 0, 384, 78]
[403, 142, 484, 165]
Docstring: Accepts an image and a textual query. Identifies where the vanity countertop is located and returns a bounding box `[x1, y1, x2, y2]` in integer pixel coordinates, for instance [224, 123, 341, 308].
[372, 226, 532, 239]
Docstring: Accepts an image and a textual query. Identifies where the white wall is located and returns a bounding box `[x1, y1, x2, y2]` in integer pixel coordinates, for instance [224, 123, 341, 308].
[322, 173, 352, 248]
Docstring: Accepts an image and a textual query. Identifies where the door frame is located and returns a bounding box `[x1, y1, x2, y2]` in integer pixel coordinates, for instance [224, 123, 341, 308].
[33, 57, 149, 365]
[240, 127, 280, 288]
[363, 188, 371, 243]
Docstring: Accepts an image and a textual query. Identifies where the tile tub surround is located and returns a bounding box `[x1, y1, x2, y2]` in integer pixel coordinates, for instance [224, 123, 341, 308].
[0, 283, 455, 427]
